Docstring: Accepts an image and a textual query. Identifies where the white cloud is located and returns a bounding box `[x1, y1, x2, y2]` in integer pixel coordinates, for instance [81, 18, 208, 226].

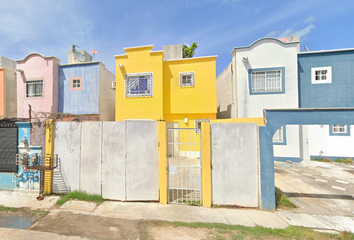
[305, 16, 316, 23]
[293, 24, 316, 37]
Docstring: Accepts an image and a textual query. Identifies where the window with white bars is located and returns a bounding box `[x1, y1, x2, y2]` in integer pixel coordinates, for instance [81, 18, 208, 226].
[273, 126, 284, 143]
[72, 79, 81, 89]
[251, 70, 282, 93]
[311, 66, 332, 84]
[125, 72, 153, 98]
[180, 72, 195, 87]
[332, 125, 347, 133]
[26, 80, 43, 98]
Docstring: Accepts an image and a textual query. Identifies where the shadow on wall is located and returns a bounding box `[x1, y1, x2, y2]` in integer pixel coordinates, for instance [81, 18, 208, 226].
[217, 105, 232, 119]
[52, 157, 70, 194]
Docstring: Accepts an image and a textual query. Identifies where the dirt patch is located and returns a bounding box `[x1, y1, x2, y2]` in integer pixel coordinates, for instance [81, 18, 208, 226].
[30, 211, 145, 239]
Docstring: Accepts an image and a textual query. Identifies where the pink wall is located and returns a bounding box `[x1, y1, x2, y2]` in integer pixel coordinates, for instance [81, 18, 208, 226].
[16, 54, 60, 118]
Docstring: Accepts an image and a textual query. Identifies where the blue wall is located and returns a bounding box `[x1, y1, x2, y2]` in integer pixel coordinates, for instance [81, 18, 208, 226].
[298, 50, 354, 108]
[58, 63, 99, 114]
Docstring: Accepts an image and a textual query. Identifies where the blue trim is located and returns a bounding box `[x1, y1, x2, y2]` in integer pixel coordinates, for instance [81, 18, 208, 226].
[248, 67, 285, 95]
[273, 126, 287, 145]
[274, 157, 301, 163]
[329, 125, 350, 136]
[310, 155, 354, 161]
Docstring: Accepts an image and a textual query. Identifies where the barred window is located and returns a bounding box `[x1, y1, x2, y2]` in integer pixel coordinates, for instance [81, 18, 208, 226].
[26, 80, 43, 98]
[251, 70, 282, 93]
[273, 127, 284, 143]
[180, 72, 195, 87]
[332, 125, 346, 133]
[125, 73, 153, 98]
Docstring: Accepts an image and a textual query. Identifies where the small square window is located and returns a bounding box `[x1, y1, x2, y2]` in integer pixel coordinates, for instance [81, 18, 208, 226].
[180, 72, 195, 87]
[72, 79, 81, 89]
[26, 80, 43, 98]
[70, 77, 83, 91]
[330, 125, 350, 136]
[311, 66, 332, 84]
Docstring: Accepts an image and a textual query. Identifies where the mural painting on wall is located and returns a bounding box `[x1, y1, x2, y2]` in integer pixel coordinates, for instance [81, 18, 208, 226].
[17, 124, 41, 190]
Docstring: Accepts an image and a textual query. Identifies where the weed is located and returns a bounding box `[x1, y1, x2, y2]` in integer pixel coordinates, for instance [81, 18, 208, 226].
[335, 158, 353, 164]
[275, 187, 297, 209]
[56, 191, 104, 205]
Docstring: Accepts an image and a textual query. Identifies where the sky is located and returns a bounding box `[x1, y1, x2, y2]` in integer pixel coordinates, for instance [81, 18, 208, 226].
[0, 0, 353, 75]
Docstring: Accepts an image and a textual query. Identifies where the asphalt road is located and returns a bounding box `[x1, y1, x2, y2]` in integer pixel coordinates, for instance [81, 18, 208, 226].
[274, 160, 354, 216]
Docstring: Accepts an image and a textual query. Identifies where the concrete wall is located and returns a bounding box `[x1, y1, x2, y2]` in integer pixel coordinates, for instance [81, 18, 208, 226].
[53, 122, 81, 193]
[308, 125, 354, 158]
[102, 122, 125, 200]
[0, 173, 16, 190]
[216, 62, 234, 119]
[53, 121, 159, 201]
[98, 63, 115, 121]
[298, 50, 354, 108]
[58, 63, 100, 115]
[16, 53, 60, 118]
[80, 122, 102, 195]
[0, 56, 16, 70]
[162, 44, 182, 61]
[273, 125, 301, 162]
[68, 50, 93, 64]
[211, 123, 259, 207]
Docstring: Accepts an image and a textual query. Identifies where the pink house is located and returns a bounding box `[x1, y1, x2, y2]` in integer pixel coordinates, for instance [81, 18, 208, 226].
[16, 53, 60, 118]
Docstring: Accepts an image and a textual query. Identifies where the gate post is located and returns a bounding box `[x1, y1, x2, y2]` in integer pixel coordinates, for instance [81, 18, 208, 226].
[201, 122, 212, 207]
[158, 121, 168, 204]
[44, 119, 54, 194]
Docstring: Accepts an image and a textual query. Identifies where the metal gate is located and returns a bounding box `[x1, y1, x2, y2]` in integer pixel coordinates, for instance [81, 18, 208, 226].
[0, 122, 18, 172]
[167, 128, 202, 205]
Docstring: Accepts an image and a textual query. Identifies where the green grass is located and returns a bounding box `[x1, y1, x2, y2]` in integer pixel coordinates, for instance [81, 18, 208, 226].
[275, 187, 297, 209]
[56, 191, 105, 205]
[145, 221, 354, 240]
[335, 158, 353, 164]
[312, 157, 332, 162]
[0, 205, 49, 218]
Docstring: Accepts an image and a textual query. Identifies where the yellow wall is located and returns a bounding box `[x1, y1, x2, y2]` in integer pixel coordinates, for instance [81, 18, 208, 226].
[163, 57, 217, 116]
[115, 46, 164, 121]
[212, 117, 265, 126]
[115, 45, 217, 125]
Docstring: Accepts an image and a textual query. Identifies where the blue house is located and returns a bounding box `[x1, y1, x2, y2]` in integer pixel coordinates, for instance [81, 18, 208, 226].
[298, 48, 354, 160]
[58, 50, 115, 121]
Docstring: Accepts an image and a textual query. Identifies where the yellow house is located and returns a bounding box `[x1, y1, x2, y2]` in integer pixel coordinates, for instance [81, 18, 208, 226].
[115, 44, 217, 129]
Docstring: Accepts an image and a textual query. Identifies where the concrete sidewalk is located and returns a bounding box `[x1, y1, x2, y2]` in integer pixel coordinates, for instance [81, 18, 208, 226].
[0, 190, 354, 239]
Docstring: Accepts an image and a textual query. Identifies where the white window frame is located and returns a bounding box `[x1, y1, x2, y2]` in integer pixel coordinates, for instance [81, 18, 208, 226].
[311, 66, 332, 84]
[179, 72, 195, 87]
[125, 72, 153, 98]
[26, 80, 43, 98]
[72, 79, 81, 89]
[273, 126, 284, 143]
[332, 125, 347, 134]
[251, 69, 282, 93]
[195, 119, 210, 134]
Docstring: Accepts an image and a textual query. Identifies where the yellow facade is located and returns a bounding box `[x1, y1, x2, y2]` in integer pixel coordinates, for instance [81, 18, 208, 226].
[115, 45, 217, 126]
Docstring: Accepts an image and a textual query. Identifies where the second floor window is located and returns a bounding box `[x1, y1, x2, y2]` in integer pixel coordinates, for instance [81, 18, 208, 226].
[26, 80, 43, 98]
[125, 72, 153, 98]
[72, 79, 81, 89]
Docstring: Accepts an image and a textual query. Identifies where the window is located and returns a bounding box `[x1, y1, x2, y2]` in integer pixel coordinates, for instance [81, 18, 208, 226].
[26, 80, 43, 98]
[180, 72, 195, 87]
[195, 119, 210, 134]
[311, 66, 332, 84]
[70, 76, 83, 91]
[249, 67, 285, 94]
[330, 125, 350, 136]
[273, 126, 286, 145]
[125, 72, 153, 98]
